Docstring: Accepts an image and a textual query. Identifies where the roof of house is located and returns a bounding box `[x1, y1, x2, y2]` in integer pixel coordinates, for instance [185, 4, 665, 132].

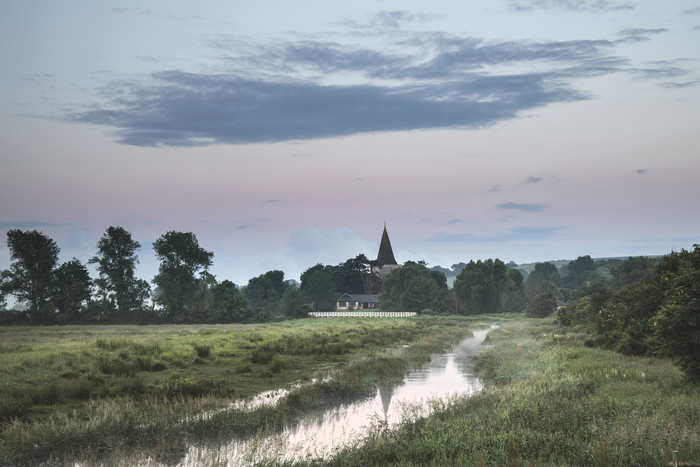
[337, 293, 379, 303]
[376, 225, 398, 266]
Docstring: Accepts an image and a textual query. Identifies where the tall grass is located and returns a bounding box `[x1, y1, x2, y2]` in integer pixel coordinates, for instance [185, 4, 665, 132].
[0, 317, 475, 465]
[313, 320, 700, 466]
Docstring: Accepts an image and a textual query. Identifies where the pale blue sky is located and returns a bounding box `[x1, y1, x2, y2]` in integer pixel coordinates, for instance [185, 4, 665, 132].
[1, 1, 699, 284]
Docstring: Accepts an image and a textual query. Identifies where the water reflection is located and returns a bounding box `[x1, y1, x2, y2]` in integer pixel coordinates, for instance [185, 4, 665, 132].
[138, 325, 496, 466]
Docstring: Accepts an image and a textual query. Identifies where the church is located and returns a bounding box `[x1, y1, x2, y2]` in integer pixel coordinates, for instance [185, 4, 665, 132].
[335, 225, 401, 311]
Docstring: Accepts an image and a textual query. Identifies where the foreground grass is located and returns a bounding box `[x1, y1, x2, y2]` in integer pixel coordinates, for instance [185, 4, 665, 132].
[311, 320, 699, 466]
[0, 315, 488, 465]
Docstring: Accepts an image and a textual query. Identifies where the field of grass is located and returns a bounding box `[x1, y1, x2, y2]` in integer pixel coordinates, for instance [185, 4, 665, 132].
[314, 319, 699, 466]
[0, 315, 492, 465]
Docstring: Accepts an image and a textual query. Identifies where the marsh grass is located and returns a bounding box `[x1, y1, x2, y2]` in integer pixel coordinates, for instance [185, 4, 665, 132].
[313, 319, 700, 467]
[0, 317, 475, 465]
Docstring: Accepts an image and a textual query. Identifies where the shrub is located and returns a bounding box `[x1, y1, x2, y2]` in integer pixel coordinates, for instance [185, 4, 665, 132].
[192, 343, 211, 359]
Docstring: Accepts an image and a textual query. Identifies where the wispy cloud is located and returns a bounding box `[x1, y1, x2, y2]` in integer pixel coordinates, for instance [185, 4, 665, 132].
[521, 176, 542, 184]
[425, 226, 563, 243]
[0, 221, 71, 229]
[68, 23, 627, 147]
[262, 199, 280, 204]
[616, 28, 668, 43]
[509, 0, 636, 13]
[636, 168, 649, 175]
[497, 202, 548, 212]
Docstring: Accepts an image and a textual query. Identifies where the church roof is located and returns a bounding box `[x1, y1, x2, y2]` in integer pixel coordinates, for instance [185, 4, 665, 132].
[376, 225, 398, 266]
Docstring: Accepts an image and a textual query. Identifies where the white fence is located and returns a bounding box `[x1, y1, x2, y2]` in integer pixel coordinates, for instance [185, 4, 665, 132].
[308, 311, 417, 318]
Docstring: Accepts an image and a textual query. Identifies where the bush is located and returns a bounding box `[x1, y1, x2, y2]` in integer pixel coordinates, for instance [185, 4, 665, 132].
[527, 290, 557, 317]
[192, 343, 211, 358]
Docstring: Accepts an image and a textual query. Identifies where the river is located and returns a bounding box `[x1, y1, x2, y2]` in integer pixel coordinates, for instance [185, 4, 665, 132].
[136, 325, 496, 466]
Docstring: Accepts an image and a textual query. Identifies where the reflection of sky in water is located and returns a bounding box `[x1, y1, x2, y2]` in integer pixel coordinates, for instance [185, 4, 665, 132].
[134, 326, 496, 466]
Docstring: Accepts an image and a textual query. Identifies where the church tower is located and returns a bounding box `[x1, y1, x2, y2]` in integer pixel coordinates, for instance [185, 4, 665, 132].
[374, 224, 400, 279]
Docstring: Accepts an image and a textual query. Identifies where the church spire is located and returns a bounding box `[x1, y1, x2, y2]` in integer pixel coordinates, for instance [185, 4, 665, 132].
[376, 224, 398, 266]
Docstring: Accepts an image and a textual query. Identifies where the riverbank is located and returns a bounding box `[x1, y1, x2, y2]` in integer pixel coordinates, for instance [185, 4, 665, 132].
[0, 316, 497, 465]
[316, 319, 700, 466]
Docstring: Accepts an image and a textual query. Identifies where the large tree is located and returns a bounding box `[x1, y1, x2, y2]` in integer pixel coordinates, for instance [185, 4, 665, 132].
[90, 226, 149, 321]
[379, 261, 446, 313]
[453, 259, 508, 314]
[53, 258, 92, 323]
[301, 268, 336, 312]
[152, 231, 214, 322]
[1, 230, 60, 322]
[243, 270, 286, 313]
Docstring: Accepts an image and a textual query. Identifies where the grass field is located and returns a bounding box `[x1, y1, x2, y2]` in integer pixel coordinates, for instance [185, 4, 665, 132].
[314, 319, 700, 466]
[0, 315, 495, 465]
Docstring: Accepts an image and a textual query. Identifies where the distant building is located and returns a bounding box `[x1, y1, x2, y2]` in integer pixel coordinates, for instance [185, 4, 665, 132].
[336, 293, 379, 310]
[373, 224, 401, 279]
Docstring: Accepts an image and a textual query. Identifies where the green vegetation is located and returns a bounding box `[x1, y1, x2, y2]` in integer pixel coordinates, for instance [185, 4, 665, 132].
[314, 320, 699, 466]
[0, 316, 483, 465]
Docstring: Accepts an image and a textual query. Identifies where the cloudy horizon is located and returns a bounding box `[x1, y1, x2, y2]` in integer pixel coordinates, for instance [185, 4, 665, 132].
[1, 0, 699, 286]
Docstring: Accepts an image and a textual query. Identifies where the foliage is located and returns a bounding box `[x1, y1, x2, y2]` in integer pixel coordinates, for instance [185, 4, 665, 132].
[243, 270, 286, 313]
[301, 268, 336, 312]
[324, 321, 699, 466]
[53, 258, 92, 323]
[524, 261, 561, 296]
[453, 259, 525, 314]
[561, 246, 700, 382]
[152, 231, 214, 322]
[561, 255, 600, 289]
[654, 245, 700, 382]
[379, 261, 447, 313]
[1, 229, 60, 322]
[90, 226, 150, 322]
[526, 289, 557, 317]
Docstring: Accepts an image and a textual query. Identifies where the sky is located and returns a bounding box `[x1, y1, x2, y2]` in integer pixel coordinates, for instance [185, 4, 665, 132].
[1, 0, 699, 287]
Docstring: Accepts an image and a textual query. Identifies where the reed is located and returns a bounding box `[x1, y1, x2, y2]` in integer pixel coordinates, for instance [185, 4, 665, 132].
[312, 319, 699, 467]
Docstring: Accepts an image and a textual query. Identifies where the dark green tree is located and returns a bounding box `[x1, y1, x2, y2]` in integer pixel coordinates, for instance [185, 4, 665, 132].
[209, 279, 247, 323]
[301, 269, 336, 312]
[610, 256, 657, 288]
[1, 230, 59, 322]
[152, 231, 214, 322]
[525, 262, 561, 297]
[503, 268, 527, 312]
[90, 226, 149, 322]
[380, 261, 446, 313]
[280, 285, 309, 318]
[243, 270, 286, 313]
[453, 259, 507, 314]
[562, 255, 600, 289]
[53, 259, 92, 323]
[654, 245, 700, 382]
[526, 289, 558, 317]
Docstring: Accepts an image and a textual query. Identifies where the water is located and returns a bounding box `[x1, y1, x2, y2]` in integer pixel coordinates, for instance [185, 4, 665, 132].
[140, 325, 496, 466]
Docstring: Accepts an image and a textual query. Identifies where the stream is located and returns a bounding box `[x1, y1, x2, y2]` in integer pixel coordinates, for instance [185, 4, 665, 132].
[138, 325, 496, 466]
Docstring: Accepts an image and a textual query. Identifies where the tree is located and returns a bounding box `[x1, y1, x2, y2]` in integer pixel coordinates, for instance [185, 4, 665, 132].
[280, 285, 309, 318]
[380, 261, 446, 313]
[525, 262, 560, 297]
[209, 279, 247, 323]
[526, 290, 557, 317]
[453, 259, 507, 314]
[503, 268, 527, 312]
[152, 231, 214, 322]
[562, 255, 600, 289]
[301, 269, 336, 312]
[90, 226, 149, 321]
[610, 256, 657, 288]
[53, 259, 92, 323]
[654, 246, 700, 382]
[1, 230, 59, 322]
[243, 270, 286, 313]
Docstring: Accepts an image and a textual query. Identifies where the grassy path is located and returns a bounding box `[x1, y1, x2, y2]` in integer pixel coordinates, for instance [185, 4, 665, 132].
[316, 319, 700, 466]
